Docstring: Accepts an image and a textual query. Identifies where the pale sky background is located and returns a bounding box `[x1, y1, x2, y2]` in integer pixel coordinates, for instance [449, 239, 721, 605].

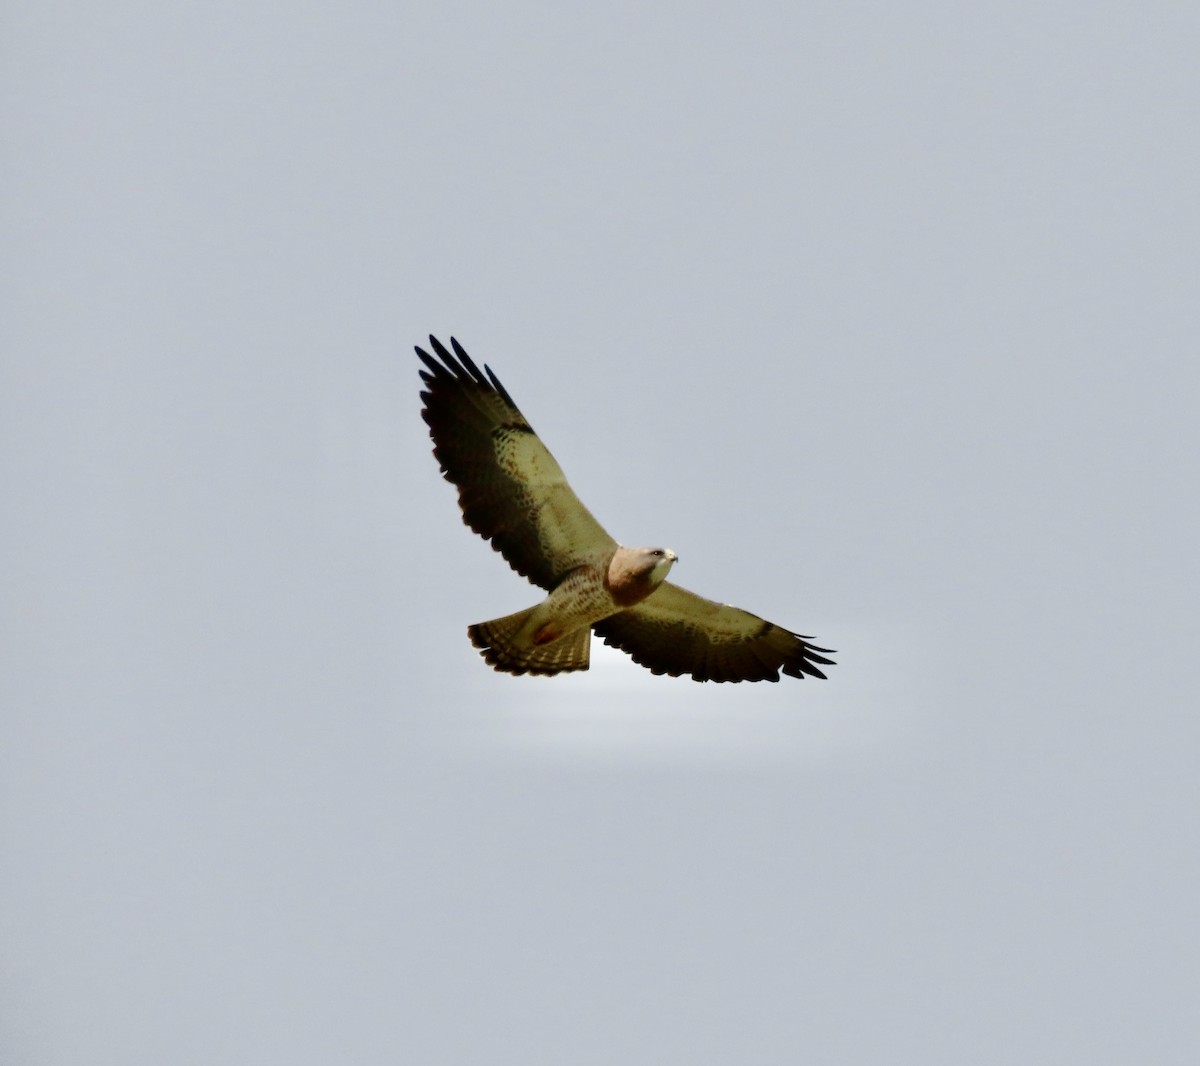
[3, 2, 1199, 1063]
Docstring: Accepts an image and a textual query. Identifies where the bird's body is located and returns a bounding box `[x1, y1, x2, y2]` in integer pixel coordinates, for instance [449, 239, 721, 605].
[467, 547, 678, 675]
[417, 336, 834, 683]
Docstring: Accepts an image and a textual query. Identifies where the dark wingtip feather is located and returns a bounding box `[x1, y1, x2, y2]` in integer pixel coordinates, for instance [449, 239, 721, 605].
[484, 364, 517, 409]
[428, 335, 461, 372]
[415, 345, 445, 377]
[449, 337, 489, 388]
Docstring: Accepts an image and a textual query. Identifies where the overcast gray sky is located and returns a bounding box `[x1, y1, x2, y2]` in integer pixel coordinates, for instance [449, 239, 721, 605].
[3, 2, 1198, 1063]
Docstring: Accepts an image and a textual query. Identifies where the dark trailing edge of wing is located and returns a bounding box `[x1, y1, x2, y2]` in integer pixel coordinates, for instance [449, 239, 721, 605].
[592, 614, 836, 684]
[417, 334, 568, 589]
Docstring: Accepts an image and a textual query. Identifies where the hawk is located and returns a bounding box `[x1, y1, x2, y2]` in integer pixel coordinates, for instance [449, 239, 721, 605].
[417, 336, 835, 683]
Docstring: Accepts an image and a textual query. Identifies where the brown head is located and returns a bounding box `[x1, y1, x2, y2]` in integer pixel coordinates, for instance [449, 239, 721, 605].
[605, 546, 678, 608]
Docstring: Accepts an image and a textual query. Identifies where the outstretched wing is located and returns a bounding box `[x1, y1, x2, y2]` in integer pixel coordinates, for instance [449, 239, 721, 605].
[417, 336, 616, 590]
[594, 582, 835, 683]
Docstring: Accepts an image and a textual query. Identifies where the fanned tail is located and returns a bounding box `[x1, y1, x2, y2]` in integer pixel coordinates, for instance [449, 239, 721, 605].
[468, 608, 591, 676]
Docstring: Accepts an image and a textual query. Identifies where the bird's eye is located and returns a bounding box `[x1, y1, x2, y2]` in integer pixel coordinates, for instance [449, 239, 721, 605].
[652, 549, 663, 556]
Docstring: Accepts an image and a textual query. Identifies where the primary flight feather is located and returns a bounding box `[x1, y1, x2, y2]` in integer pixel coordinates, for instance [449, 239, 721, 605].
[417, 336, 835, 683]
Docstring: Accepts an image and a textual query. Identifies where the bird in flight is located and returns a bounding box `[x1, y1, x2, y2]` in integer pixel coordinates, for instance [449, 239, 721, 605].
[417, 336, 835, 683]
